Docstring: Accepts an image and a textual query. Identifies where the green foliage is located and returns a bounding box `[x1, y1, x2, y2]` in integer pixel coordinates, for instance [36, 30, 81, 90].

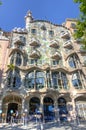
[7, 64, 15, 70]
[0, 1, 2, 5]
[73, 0, 86, 48]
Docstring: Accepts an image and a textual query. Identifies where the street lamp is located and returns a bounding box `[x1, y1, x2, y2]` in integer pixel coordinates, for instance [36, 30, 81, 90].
[24, 109, 28, 126]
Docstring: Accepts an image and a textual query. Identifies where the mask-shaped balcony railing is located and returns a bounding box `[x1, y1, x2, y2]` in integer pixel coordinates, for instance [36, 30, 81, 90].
[29, 49, 41, 58]
[60, 31, 70, 38]
[51, 50, 61, 60]
[83, 60, 86, 66]
[29, 38, 40, 46]
[79, 46, 86, 53]
[63, 40, 72, 48]
[14, 37, 25, 45]
[49, 40, 59, 48]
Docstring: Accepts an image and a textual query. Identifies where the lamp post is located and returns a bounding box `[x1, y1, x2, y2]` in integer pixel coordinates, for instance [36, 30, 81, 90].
[54, 108, 60, 126]
[24, 109, 28, 127]
[0, 110, 2, 123]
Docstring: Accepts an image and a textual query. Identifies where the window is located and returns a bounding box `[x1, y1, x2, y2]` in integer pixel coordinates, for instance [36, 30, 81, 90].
[71, 23, 76, 29]
[68, 54, 79, 68]
[31, 59, 37, 65]
[68, 56, 76, 68]
[72, 72, 82, 89]
[49, 30, 54, 37]
[52, 60, 59, 66]
[25, 71, 45, 89]
[19, 36, 26, 44]
[41, 25, 46, 31]
[16, 52, 22, 66]
[36, 71, 45, 89]
[52, 72, 68, 90]
[31, 29, 36, 35]
[25, 71, 35, 89]
[10, 52, 22, 66]
[6, 69, 21, 88]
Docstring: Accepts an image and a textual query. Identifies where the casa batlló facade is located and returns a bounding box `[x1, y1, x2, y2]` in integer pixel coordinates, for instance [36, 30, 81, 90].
[0, 11, 86, 122]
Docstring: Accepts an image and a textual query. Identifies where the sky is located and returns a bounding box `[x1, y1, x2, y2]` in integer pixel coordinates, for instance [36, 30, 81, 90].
[0, 0, 80, 32]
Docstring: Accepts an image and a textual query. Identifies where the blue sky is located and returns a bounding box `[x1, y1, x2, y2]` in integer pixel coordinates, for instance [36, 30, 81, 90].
[0, 0, 80, 31]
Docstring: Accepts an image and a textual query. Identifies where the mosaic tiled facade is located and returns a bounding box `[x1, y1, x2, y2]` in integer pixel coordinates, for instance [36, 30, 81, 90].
[0, 11, 86, 122]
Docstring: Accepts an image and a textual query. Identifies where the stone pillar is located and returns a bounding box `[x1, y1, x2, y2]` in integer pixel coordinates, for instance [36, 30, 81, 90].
[44, 71, 47, 89]
[0, 100, 2, 110]
[39, 96, 44, 122]
[71, 97, 76, 122]
[21, 98, 25, 114]
[34, 70, 36, 90]
[54, 98, 58, 121]
[50, 70, 53, 88]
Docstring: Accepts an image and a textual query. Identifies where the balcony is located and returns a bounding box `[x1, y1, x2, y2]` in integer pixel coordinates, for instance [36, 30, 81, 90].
[49, 40, 59, 48]
[14, 37, 25, 45]
[63, 40, 72, 48]
[79, 46, 86, 53]
[83, 60, 86, 67]
[60, 31, 70, 38]
[51, 50, 61, 59]
[29, 38, 40, 46]
[29, 49, 41, 58]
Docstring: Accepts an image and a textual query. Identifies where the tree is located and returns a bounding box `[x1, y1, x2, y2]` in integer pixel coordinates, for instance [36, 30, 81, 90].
[0, 1, 2, 5]
[74, 0, 86, 48]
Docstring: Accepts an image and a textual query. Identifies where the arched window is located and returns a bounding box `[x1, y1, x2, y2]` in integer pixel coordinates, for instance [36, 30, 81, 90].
[15, 52, 22, 66]
[25, 71, 45, 90]
[52, 71, 68, 90]
[6, 69, 21, 88]
[36, 71, 45, 89]
[10, 52, 22, 66]
[58, 97, 68, 121]
[25, 71, 35, 89]
[19, 36, 26, 45]
[46, 70, 51, 88]
[68, 54, 80, 68]
[72, 72, 82, 89]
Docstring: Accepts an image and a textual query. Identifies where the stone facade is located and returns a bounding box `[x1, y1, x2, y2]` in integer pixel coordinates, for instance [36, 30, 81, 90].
[0, 11, 86, 122]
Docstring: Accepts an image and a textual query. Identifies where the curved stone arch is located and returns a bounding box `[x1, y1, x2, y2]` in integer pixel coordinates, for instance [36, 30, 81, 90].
[29, 96, 40, 114]
[58, 95, 71, 102]
[9, 48, 24, 57]
[9, 50, 24, 66]
[24, 69, 46, 89]
[74, 95, 86, 119]
[75, 95, 86, 102]
[25, 94, 41, 102]
[43, 93, 55, 102]
[2, 94, 23, 119]
[65, 52, 80, 61]
[2, 94, 22, 105]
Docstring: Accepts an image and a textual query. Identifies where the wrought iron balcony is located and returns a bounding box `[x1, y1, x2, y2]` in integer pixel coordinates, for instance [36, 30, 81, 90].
[29, 49, 41, 58]
[63, 40, 72, 48]
[60, 31, 70, 38]
[29, 38, 40, 46]
[79, 47, 86, 53]
[49, 40, 59, 48]
[83, 60, 86, 66]
[51, 49, 61, 59]
[14, 37, 25, 45]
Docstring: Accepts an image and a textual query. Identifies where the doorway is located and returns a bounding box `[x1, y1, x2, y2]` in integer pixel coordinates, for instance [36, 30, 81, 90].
[58, 97, 68, 122]
[7, 103, 18, 122]
[7, 103, 18, 114]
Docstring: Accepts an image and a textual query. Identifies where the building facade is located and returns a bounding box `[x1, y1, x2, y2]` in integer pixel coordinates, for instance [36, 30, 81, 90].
[0, 11, 86, 122]
[0, 30, 10, 86]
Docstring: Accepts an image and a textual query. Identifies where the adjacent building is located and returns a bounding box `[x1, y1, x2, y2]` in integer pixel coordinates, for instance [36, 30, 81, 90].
[0, 11, 86, 122]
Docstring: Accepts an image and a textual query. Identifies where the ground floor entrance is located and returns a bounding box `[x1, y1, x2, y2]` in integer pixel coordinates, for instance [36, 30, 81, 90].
[1, 93, 86, 123]
[7, 103, 18, 122]
[2, 94, 22, 122]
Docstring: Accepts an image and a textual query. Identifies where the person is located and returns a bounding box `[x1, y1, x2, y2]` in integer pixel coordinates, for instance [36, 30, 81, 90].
[40, 113, 43, 122]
